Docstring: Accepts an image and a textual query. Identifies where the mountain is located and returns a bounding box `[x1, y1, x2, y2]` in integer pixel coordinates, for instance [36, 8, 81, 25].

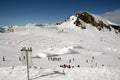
[1, 12, 120, 34]
[56, 12, 120, 34]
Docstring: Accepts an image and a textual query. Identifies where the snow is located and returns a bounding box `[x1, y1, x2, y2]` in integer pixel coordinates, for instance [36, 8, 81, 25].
[0, 66, 120, 80]
[37, 53, 47, 58]
[0, 13, 120, 80]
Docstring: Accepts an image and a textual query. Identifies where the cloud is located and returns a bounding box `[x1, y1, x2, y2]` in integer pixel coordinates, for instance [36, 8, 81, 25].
[101, 9, 120, 24]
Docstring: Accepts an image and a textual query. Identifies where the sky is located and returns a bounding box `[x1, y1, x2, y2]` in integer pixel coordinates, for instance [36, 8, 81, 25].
[0, 0, 120, 27]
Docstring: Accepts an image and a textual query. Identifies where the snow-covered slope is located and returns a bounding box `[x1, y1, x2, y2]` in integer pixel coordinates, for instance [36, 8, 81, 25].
[0, 66, 120, 80]
[0, 22, 120, 66]
[56, 12, 120, 33]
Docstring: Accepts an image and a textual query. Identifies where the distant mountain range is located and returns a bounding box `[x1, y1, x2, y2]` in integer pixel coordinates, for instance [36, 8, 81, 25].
[1, 11, 120, 34]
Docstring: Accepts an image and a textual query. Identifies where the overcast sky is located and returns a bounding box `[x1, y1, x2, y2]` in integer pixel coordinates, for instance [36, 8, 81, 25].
[0, 0, 120, 26]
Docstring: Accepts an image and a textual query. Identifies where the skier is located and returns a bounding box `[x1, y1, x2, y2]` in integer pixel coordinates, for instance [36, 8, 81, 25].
[3, 56, 5, 61]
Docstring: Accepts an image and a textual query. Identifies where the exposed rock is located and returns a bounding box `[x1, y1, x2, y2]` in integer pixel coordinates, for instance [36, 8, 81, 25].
[73, 12, 120, 33]
[74, 18, 81, 27]
[111, 25, 120, 33]
[75, 12, 99, 27]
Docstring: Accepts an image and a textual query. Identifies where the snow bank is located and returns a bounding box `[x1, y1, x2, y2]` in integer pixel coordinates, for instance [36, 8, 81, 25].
[33, 47, 74, 58]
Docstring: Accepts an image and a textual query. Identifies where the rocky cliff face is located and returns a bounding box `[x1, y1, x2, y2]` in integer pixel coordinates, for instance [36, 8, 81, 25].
[73, 12, 120, 33]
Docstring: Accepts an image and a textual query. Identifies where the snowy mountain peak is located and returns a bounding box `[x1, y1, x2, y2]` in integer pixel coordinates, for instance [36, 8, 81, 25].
[58, 12, 120, 33]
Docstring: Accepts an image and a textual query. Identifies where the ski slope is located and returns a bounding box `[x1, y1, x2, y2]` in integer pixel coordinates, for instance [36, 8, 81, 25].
[0, 66, 120, 80]
[0, 23, 120, 66]
[0, 13, 120, 80]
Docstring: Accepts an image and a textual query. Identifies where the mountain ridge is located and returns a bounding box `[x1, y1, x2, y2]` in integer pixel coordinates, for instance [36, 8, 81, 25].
[57, 12, 120, 33]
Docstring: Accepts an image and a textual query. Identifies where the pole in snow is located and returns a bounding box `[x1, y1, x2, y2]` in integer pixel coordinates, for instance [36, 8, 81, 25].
[21, 47, 33, 80]
[26, 49, 30, 80]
